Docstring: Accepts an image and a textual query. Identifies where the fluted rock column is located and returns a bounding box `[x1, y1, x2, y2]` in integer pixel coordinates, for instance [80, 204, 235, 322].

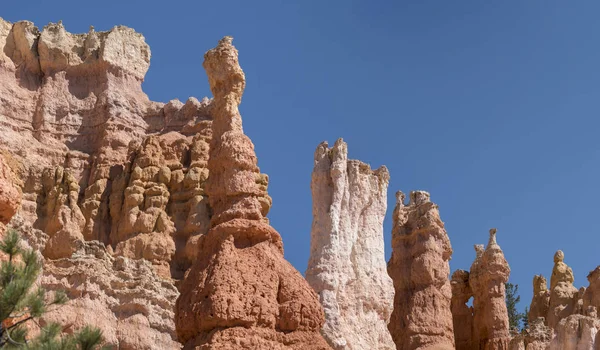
[387, 191, 454, 350]
[305, 139, 395, 350]
[175, 37, 330, 349]
[469, 229, 511, 350]
[451, 269, 474, 350]
[528, 275, 550, 325]
[547, 250, 578, 330]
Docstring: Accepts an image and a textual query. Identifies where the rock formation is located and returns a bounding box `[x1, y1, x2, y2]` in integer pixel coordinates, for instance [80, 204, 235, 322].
[451, 269, 474, 350]
[547, 314, 600, 350]
[583, 266, 600, 317]
[387, 190, 455, 350]
[9, 216, 180, 349]
[469, 229, 511, 350]
[174, 37, 330, 349]
[528, 275, 550, 325]
[547, 250, 578, 330]
[0, 18, 217, 348]
[0, 153, 21, 225]
[305, 139, 394, 350]
[0, 17, 212, 277]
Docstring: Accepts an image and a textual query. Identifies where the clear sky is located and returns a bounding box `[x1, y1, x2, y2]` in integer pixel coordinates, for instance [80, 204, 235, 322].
[4, 1, 600, 313]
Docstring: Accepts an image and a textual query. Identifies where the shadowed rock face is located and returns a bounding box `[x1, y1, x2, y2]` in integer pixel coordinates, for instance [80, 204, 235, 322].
[174, 37, 330, 350]
[305, 139, 394, 350]
[387, 191, 454, 350]
[451, 269, 473, 350]
[469, 229, 511, 350]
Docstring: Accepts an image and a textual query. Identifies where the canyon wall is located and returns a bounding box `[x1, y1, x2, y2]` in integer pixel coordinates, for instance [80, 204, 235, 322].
[305, 139, 394, 350]
[0, 18, 217, 348]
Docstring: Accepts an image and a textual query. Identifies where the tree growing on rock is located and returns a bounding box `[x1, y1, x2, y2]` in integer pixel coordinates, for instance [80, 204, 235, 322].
[0, 229, 105, 349]
[505, 282, 527, 331]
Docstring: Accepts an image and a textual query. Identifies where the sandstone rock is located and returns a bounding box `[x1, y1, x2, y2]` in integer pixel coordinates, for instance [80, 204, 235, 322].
[529, 275, 551, 325]
[523, 317, 552, 350]
[547, 250, 579, 330]
[451, 269, 474, 350]
[583, 266, 600, 316]
[387, 190, 454, 350]
[305, 139, 394, 350]
[0, 18, 212, 274]
[0, 153, 21, 224]
[547, 314, 600, 350]
[175, 37, 330, 349]
[0, 18, 216, 348]
[469, 229, 511, 350]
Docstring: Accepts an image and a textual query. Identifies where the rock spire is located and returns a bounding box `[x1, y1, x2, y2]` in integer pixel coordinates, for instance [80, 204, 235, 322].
[387, 190, 455, 350]
[174, 37, 330, 349]
[305, 139, 394, 350]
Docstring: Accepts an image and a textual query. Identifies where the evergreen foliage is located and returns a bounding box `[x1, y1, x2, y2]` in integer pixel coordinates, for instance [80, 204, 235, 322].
[0, 229, 106, 349]
[505, 282, 527, 331]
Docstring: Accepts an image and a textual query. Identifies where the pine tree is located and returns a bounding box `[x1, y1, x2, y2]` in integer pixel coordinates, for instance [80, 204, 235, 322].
[505, 282, 526, 331]
[0, 229, 106, 349]
[521, 306, 529, 330]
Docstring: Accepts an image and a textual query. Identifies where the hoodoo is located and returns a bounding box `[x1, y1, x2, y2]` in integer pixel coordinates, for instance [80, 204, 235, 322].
[174, 37, 331, 349]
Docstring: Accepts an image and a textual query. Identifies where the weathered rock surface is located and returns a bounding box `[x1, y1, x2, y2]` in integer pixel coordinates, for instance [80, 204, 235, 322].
[547, 251, 579, 330]
[583, 266, 600, 317]
[451, 269, 474, 350]
[8, 216, 180, 349]
[305, 139, 394, 350]
[0, 18, 212, 276]
[0, 153, 21, 224]
[387, 190, 454, 350]
[174, 37, 330, 349]
[469, 229, 511, 350]
[547, 314, 600, 350]
[528, 275, 551, 325]
[0, 18, 217, 348]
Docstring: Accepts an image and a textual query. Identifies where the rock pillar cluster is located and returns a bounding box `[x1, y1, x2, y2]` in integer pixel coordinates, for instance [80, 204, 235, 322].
[450, 229, 511, 350]
[520, 253, 600, 350]
[174, 37, 330, 349]
[387, 191, 455, 350]
[305, 139, 394, 350]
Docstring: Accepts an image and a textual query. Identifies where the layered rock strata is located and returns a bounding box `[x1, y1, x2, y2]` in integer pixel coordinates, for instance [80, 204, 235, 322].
[0, 18, 218, 348]
[174, 37, 330, 349]
[8, 216, 180, 349]
[305, 139, 394, 350]
[0, 18, 212, 276]
[469, 229, 511, 350]
[451, 269, 474, 350]
[387, 191, 454, 350]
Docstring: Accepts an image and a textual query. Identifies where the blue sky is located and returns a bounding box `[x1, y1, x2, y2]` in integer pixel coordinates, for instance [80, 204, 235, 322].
[4, 1, 600, 313]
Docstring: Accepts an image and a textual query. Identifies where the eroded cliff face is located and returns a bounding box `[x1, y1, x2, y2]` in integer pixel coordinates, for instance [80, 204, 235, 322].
[0, 18, 212, 277]
[0, 18, 217, 349]
[305, 139, 395, 350]
[174, 37, 330, 350]
[387, 191, 454, 350]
